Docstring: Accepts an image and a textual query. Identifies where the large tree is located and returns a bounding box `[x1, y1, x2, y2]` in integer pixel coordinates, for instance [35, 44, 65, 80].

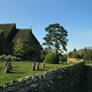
[43, 23, 68, 54]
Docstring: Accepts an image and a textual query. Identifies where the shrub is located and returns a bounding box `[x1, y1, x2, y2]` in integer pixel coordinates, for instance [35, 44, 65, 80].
[22, 47, 38, 60]
[83, 49, 92, 61]
[45, 52, 59, 64]
[23, 47, 37, 59]
[14, 47, 38, 60]
[61, 55, 67, 62]
[0, 55, 21, 61]
[15, 57, 21, 61]
[40, 54, 46, 62]
[0, 54, 6, 61]
[5, 55, 13, 61]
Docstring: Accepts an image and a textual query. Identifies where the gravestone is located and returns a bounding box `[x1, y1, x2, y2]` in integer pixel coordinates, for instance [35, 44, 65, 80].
[32, 62, 36, 71]
[5, 61, 8, 67]
[36, 62, 40, 70]
[5, 62, 12, 73]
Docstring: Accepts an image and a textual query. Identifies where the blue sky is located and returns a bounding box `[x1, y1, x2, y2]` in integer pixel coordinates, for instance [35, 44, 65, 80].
[0, 0, 92, 52]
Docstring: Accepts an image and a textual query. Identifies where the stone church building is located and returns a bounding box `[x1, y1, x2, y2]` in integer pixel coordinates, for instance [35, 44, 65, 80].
[0, 23, 41, 56]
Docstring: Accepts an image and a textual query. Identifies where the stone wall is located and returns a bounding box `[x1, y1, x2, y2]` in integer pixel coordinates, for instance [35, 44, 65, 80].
[0, 62, 85, 92]
[81, 65, 92, 92]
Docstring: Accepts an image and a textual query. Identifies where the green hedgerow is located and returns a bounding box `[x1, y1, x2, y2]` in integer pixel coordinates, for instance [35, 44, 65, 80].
[45, 52, 59, 64]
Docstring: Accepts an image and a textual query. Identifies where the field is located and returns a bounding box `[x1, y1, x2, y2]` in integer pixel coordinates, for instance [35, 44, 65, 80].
[67, 58, 82, 63]
[0, 61, 73, 85]
[85, 61, 92, 65]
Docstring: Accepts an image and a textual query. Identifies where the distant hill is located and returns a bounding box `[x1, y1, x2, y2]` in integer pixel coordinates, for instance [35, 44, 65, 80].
[87, 46, 92, 50]
[65, 47, 92, 61]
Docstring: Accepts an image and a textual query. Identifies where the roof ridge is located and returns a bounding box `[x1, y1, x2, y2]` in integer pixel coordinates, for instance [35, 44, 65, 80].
[0, 23, 15, 25]
[18, 29, 32, 31]
[18, 28, 31, 30]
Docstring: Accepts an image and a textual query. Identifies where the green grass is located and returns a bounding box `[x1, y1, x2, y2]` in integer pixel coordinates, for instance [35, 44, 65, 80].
[0, 61, 73, 85]
[85, 61, 92, 65]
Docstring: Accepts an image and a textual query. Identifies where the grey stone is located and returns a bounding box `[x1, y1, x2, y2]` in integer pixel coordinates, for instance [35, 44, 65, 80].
[30, 83, 39, 88]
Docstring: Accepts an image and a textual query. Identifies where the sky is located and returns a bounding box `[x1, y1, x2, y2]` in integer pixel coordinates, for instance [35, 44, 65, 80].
[0, 0, 92, 52]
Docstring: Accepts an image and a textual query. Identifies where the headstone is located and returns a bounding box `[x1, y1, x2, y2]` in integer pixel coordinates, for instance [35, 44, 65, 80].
[5, 65, 9, 73]
[36, 62, 40, 70]
[5, 61, 8, 67]
[8, 62, 12, 70]
[32, 62, 36, 71]
[5, 62, 12, 73]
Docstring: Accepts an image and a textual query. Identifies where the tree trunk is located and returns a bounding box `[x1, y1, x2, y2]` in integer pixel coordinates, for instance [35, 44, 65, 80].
[55, 43, 58, 54]
[56, 47, 58, 54]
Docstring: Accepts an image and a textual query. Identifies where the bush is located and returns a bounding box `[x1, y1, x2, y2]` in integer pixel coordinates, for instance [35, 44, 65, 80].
[5, 55, 12, 61]
[45, 52, 59, 64]
[40, 54, 46, 62]
[0, 55, 21, 61]
[5, 55, 21, 61]
[22, 47, 37, 60]
[61, 55, 67, 62]
[83, 49, 92, 61]
[14, 47, 38, 60]
[0, 54, 6, 61]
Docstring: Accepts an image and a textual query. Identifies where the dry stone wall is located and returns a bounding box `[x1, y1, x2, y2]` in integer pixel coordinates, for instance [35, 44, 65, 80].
[0, 62, 85, 92]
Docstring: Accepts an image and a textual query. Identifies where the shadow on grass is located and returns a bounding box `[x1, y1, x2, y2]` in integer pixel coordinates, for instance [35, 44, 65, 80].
[7, 71, 24, 74]
[38, 66, 55, 72]
[12, 66, 18, 68]
[11, 71, 24, 74]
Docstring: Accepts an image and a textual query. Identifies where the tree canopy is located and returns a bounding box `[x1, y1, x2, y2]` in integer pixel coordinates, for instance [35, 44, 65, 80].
[43, 23, 68, 53]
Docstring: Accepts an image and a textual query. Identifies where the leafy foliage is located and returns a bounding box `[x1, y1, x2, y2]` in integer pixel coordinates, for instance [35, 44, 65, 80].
[0, 55, 21, 61]
[43, 23, 68, 53]
[83, 49, 92, 61]
[61, 55, 67, 62]
[45, 52, 59, 64]
[14, 47, 37, 60]
[13, 38, 41, 61]
[13, 39, 24, 54]
[22, 47, 37, 60]
[40, 54, 46, 62]
[67, 48, 92, 61]
[0, 55, 6, 61]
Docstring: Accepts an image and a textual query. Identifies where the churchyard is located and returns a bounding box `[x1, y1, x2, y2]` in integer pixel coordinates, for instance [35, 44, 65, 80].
[0, 61, 72, 85]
